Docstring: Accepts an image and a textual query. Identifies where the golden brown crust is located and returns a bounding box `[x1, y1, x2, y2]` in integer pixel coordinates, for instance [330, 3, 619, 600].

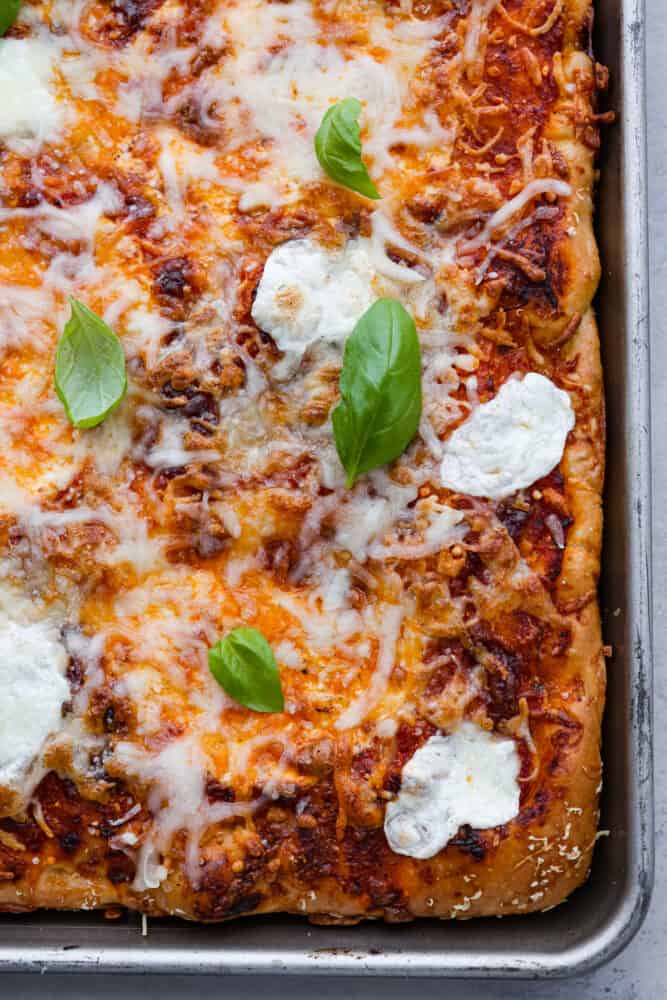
[0, 0, 606, 924]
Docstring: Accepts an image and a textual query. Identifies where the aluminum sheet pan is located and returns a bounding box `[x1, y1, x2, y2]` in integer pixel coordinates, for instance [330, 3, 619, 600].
[0, 0, 653, 978]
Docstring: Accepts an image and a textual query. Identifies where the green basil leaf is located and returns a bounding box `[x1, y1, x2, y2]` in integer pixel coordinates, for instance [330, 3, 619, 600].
[55, 298, 127, 429]
[208, 627, 284, 714]
[333, 298, 422, 488]
[0, 0, 21, 36]
[315, 97, 380, 200]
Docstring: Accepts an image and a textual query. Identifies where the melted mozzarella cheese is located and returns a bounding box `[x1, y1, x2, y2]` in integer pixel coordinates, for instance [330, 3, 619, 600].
[201, 0, 440, 196]
[440, 373, 575, 499]
[384, 722, 520, 859]
[368, 500, 466, 561]
[0, 621, 69, 794]
[334, 602, 404, 730]
[463, 0, 499, 79]
[333, 479, 417, 563]
[0, 39, 63, 153]
[251, 239, 375, 372]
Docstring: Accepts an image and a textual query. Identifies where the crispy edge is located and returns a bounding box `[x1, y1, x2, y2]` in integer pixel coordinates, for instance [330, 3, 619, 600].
[0, 2, 607, 924]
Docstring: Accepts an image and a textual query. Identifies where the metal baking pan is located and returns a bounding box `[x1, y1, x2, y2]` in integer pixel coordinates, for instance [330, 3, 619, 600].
[0, 0, 652, 978]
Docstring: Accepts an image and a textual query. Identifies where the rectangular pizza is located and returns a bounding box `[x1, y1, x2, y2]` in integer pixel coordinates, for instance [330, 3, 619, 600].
[0, 0, 606, 923]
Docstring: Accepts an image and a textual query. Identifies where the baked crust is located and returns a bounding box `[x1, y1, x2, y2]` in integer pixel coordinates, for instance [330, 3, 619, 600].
[0, 0, 606, 923]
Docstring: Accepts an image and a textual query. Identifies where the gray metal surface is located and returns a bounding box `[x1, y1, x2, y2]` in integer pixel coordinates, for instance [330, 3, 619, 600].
[0, 0, 653, 980]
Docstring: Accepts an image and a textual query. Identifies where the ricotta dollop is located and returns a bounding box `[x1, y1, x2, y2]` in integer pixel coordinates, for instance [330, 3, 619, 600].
[0, 39, 63, 153]
[251, 238, 375, 372]
[439, 373, 574, 500]
[0, 621, 69, 793]
[384, 721, 520, 859]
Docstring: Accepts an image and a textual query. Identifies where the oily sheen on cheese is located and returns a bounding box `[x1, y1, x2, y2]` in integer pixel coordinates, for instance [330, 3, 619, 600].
[0, 0, 606, 925]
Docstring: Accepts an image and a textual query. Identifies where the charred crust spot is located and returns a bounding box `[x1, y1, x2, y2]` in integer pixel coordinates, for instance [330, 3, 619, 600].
[152, 258, 205, 321]
[293, 784, 339, 881]
[106, 851, 136, 884]
[28, 774, 139, 870]
[89, 688, 132, 736]
[366, 878, 406, 914]
[87, 0, 166, 46]
[517, 788, 549, 827]
[205, 778, 236, 803]
[541, 626, 572, 659]
[450, 825, 487, 861]
[1, 817, 45, 855]
[154, 257, 195, 302]
[59, 831, 81, 855]
[548, 722, 584, 773]
[194, 848, 270, 920]
[260, 538, 299, 582]
[342, 828, 408, 917]
[222, 892, 263, 918]
[383, 772, 401, 796]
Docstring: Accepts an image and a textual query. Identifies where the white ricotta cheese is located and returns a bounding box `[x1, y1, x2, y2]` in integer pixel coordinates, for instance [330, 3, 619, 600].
[0, 39, 63, 153]
[439, 373, 574, 500]
[0, 621, 69, 793]
[251, 239, 375, 373]
[384, 721, 520, 859]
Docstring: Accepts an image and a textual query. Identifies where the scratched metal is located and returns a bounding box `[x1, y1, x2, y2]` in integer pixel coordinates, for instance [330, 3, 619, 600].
[0, 0, 653, 977]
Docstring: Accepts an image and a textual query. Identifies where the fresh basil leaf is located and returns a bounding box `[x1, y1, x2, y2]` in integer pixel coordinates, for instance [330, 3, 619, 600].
[55, 298, 127, 429]
[208, 627, 284, 714]
[333, 298, 422, 488]
[0, 0, 21, 36]
[315, 97, 380, 200]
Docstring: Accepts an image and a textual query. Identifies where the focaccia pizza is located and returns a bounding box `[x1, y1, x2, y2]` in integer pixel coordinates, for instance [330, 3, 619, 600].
[0, 0, 606, 923]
